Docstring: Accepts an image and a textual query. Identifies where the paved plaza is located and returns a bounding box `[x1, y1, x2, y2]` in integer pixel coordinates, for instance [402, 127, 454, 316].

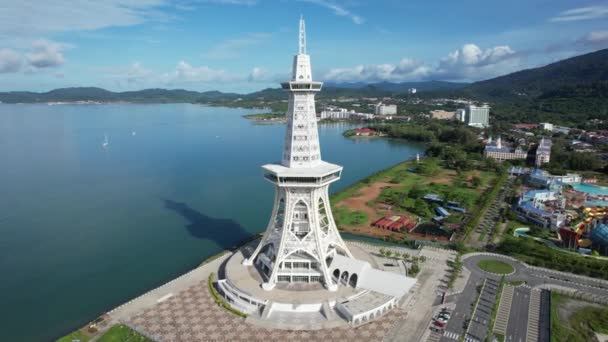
[126, 278, 405, 342]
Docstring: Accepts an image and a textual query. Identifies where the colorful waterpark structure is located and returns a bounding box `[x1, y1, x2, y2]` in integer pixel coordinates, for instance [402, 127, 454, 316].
[509, 166, 608, 255]
[559, 207, 608, 255]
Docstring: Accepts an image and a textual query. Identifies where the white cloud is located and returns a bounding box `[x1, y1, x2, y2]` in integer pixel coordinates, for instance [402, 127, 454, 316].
[324, 58, 430, 83]
[0, 40, 67, 73]
[162, 61, 233, 84]
[299, 0, 364, 24]
[26, 39, 65, 69]
[197, 0, 257, 4]
[323, 44, 520, 83]
[248, 67, 268, 81]
[582, 30, 608, 44]
[0, 1, 170, 41]
[550, 6, 608, 22]
[202, 33, 271, 59]
[433, 44, 519, 80]
[0, 48, 23, 73]
[127, 62, 153, 83]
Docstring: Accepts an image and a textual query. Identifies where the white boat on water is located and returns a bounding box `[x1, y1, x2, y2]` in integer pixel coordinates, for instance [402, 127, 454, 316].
[102, 134, 109, 148]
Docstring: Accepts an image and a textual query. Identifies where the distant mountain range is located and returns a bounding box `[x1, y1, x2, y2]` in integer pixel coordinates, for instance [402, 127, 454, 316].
[0, 87, 238, 104]
[324, 80, 469, 92]
[1, 49, 606, 124]
[0, 82, 442, 104]
[464, 48, 608, 100]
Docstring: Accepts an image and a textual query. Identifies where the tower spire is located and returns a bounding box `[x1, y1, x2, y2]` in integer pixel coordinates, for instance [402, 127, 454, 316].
[299, 15, 306, 55]
[243, 18, 352, 292]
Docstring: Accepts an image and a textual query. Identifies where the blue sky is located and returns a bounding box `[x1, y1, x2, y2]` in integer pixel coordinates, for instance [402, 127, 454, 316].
[1, 0, 607, 93]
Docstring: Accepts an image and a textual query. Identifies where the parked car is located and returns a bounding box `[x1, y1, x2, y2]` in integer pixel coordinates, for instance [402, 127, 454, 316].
[430, 326, 443, 333]
[433, 320, 446, 328]
[439, 312, 451, 320]
[435, 316, 448, 323]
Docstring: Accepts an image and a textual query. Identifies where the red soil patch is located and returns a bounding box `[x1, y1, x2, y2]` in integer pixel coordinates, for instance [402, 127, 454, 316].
[335, 181, 407, 238]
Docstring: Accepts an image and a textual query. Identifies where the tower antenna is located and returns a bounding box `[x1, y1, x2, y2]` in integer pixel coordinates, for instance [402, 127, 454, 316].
[299, 15, 306, 54]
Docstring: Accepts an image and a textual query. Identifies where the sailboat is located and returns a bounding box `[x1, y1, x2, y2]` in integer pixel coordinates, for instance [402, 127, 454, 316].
[102, 134, 109, 148]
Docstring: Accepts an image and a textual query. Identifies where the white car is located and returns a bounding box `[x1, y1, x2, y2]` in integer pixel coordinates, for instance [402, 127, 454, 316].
[439, 312, 451, 320]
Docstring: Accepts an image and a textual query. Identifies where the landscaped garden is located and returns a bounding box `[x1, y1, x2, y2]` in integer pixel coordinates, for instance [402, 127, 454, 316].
[477, 259, 514, 274]
[330, 158, 498, 242]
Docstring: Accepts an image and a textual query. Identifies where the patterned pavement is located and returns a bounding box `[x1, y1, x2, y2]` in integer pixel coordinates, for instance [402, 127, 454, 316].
[127, 281, 404, 342]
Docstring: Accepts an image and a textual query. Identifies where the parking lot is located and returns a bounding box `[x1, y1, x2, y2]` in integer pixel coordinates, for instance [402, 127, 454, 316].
[470, 177, 514, 248]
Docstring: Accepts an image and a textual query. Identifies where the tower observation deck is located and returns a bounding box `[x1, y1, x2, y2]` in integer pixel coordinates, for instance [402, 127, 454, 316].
[243, 17, 353, 291]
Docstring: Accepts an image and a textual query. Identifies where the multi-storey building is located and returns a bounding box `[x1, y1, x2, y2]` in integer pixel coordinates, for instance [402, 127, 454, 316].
[483, 136, 527, 161]
[460, 104, 490, 127]
[374, 103, 397, 115]
[535, 137, 552, 167]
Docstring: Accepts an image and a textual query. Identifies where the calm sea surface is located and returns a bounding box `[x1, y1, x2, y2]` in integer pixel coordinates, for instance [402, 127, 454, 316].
[0, 104, 425, 341]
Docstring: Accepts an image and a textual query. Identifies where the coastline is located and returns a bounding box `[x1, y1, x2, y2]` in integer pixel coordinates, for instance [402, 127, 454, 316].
[56, 156, 427, 341]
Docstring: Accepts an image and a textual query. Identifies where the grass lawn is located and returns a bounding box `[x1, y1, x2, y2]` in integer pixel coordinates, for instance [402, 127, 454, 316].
[333, 206, 369, 227]
[331, 160, 413, 203]
[98, 324, 153, 342]
[507, 280, 525, 286]
[550, 293, 608, 342]
[56, 330, 91, 342]
[477, 259, 514, 274]
[550, 293, 580, 342]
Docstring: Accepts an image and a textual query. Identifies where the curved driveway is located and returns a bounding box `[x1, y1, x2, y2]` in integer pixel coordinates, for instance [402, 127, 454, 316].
[463, 253, 608, 299]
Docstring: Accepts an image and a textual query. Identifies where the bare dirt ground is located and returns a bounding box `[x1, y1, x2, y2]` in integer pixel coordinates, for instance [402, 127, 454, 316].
[423, 170, 456, 185]
[334, 181, 402, 238]
[337, 181, 396, 219]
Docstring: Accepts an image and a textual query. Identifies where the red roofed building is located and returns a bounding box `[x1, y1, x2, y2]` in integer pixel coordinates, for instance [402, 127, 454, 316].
[353, 128, 377, 136]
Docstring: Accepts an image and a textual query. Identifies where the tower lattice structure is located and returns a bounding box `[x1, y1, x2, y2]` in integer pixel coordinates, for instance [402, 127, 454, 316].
[243, 17, 353, 291]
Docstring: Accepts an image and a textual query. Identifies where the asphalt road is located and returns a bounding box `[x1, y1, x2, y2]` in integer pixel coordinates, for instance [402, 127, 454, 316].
[463, 254, 608, 299]
[506, 285, 529, 342]
[538, 289, 551, 342]
[439, 275, 483, 342]
[467, 277, 500, 342]
[439, 254, 608, 342]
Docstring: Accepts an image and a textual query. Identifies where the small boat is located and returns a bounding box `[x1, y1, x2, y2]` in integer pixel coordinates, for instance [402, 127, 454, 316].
[132, 131, 136, 136]
[102, 134, 109, 148]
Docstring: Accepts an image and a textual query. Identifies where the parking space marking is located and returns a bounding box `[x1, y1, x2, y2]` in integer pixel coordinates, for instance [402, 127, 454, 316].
[443, 330, 460, 340]
[493, 285, 514, 335]
[526, 289, 541, 342]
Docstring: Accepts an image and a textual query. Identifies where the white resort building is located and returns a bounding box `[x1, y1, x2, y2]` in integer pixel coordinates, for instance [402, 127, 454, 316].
[483, 136, 527, 161]
[460, 104, 490, 128]
[214, 17, 415, 329]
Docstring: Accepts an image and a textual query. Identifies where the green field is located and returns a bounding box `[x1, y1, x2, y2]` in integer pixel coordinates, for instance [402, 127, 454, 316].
[477, 259, 514, 274]
[97, 325, 153, 342]
[56, 324, 152, 342]
[551, 293, 608, 342]
[333, 206, 369, 227]
[57, 330, 91, 342]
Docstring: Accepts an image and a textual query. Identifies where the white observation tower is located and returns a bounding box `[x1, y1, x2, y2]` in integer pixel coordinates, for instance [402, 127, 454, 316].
[244, 17, 353, 291]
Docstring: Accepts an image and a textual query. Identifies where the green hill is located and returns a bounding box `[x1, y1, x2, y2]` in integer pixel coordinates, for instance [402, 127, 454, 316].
[460, 49, 608, 126]
[466, 49, 608, 99]
[0, 87, 239, 104]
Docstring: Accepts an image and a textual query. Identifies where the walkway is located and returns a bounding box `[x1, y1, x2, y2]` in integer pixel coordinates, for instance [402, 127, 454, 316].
[493, 284, 514, 335]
